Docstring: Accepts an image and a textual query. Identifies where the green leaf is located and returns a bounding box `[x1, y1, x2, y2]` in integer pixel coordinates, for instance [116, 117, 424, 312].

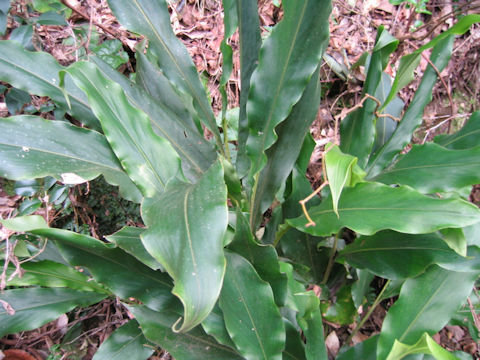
[93, 320, 154, 360]
[235, 0, 261, 177]
[339, 231, 476, 279]
[366, 35, 455, 178]
[0, 116, 142, 202]
[1, 216, 176, 312]
[219, 251, 285, 360]
[434, 111, 480, 150]
[106, 226, 163, 271]
[322, 284, 357, 325]
[141, 161, 228, 332]
[351, 269, 375, 309]
[128, 305, 243, 360]
[377, 265, 478, 359]
[0, 288, 106, 338]
[0, 0, 10, 35]
[337, 335, 378, 360]
[6, 260, 109, 294]
[245, 0, 331, 179]
[0, 40, 100, 130]
[372, 143, 480, 194]
[288, 182, 480, 237]
[325, 143, 365, 217]
[65, 61, 183, 198]
[201, 303, 237, 349]
[90, 55, 217, 183]
[5, 87, 30, 114]
[340, 27, 398, 167]
[249, 66, 321, 229]
[440, 228, 466, 256]
[280, 262, 327, 360]
[386, 333, 458, 360]
[380, 15, 480, 111]
[228, 210, 287, 306]
[107, 0, 223, 150]
[283, 319, 307, 360]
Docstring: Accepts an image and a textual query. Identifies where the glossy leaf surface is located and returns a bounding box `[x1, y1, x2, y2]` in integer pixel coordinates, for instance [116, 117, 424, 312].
[107, 0, 222, 148]
[141, 161, 227, 332]
[106, 226, 163, 271]
[250, 67, 321, 228]
[0, 115, 141, 202]
[0, 40, 99, 130]
[201, 303, 237, 349]
[434, 111, 480, 150]
[220, 251, 285, 360]
[386, 333, 457, 360]
[6, 260, 109, 294]
[377, 265, 478, 359]
[66, 61, 182, 198]
[93, 320, 154, 360]
[372, 143, 480, 193]
[128, 305, 243, 360]
[90, 55, 217, 183]
[289, 182, 480, 236]
[366, 36, 454, 177]
[0, 288, 105, 338]
[245, 0, 331, 178]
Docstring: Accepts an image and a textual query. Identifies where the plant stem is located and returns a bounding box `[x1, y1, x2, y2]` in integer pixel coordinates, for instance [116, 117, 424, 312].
[345, 279, 391, 345]
[321, 234, 338, 285]
[273, 223, 291, 248]
[222, 115, 231, 162]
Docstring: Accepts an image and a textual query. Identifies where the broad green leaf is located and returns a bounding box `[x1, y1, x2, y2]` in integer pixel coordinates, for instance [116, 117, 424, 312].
[1, 216, 176, 312]
[219, 251, 285, 360]
[366, 35, 454, 178]
[128, 305, 243, 360]
[90, 55, 217, 183]
[245, 0, 331, 179]
[377, 265, 478, 359]
[325, 143, 365, 217]
[288, 182, 480, 237]
[281, 262, 327, 360]
[141, 161, 228, 332]
[107, 0, 223, 150]
[340, 27, 398, 167]
[386, 333, 457, 360]
[93, 320, 154, 360]
[339, 231, 475, 279]
[322, 284, 357, 325]
[235, 0, 261, 177]
[337, 335, 378, 360]
[372, 143, 480, 194]
[0, 288, 106, 338]
[6, 260, 109, 294]
[280, 228, 328, 283]
[0, 0, 10, 35]
[228, 210, 287, 306]
[249, 66, 321, 229]
[351, 269, 375, 309]
[106, 226, 162, 270]
[440, 228, 467, 256]
[380, 15, 480, 111]
[201, 303, 237, 349]
[65, 61, 183, 197]
[0, 40, 99, 130]
[0, 116, 142, 202]
[283, 319, 307, 360]
[434, 111, 480, 150]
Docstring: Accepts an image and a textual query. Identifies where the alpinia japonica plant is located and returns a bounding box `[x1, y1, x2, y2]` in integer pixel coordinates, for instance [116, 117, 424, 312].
[1, 0, 480, 358]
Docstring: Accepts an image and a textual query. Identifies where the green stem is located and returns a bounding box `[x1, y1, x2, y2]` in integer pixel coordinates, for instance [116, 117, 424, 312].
[322, 234, 339, 285]
[273, 223, 291, 248]
[345, 279, 391, 345]
[222, 115, 231, 162]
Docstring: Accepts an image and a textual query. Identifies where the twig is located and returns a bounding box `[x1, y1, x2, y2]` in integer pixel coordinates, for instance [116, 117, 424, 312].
[322, 234, 338, 285]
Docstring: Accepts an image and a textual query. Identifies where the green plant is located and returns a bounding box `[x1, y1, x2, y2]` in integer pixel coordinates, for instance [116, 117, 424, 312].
[1, 1, 480, 359]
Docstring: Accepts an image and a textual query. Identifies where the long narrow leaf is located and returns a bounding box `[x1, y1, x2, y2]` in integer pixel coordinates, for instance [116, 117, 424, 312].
[219, 251, 285, 360]
[0, 288, 106, 338]
[107, 0, 223, 150]
[366, 35, 454, 177]
[65, 61, 183, 197]
[0, 115, 142, 202]
[288, 182, 480, 237]
[372, 143, 480, 193]
[377, 265, 478, 359]
[0, 40, 99, 130]
[128, 305, 244, 360]
[141, 161, 228, 332]
[434, 111, 480, 150]
[245, 0, 331, 180]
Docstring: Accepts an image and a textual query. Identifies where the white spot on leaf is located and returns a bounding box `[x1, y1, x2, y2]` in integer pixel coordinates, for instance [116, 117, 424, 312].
[61, 173, 87, 185]
[22, 146, 30, 152]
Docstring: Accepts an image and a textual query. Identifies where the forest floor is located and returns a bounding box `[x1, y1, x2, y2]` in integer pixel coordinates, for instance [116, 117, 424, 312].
[1, 0, 480, 359]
